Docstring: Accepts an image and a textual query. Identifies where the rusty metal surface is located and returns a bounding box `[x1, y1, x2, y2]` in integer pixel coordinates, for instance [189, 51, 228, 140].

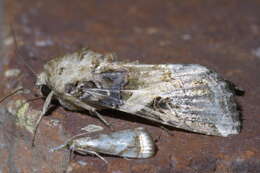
[1, 0, 260, 172]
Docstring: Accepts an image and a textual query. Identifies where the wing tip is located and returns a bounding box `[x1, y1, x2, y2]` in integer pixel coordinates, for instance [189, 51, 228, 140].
[135, 127, 156, 158]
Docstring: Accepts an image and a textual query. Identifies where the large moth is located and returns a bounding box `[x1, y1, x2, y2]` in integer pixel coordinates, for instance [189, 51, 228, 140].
[35, 48, 240, 139]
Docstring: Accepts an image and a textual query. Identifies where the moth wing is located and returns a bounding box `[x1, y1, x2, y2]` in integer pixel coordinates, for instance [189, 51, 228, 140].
[74, 127, 155, 158]
[60, 63, 240, 137]
[117, 64, 240, 137]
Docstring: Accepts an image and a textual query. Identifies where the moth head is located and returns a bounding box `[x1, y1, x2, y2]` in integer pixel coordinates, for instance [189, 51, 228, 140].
[50, 139, 74, 152]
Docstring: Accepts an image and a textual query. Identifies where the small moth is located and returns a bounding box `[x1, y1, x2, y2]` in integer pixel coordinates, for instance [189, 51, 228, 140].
[51, 127, 155, 162]
[35, 48, 240, 139]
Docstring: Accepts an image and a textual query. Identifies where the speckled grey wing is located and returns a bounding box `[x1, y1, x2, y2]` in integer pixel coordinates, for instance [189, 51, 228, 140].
[73, 127, 155, 158]
[118, 64, 240, 137]
[36, 49, 240, 137]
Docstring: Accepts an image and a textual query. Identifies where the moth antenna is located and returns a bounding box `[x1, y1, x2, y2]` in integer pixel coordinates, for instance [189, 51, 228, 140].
[50, 132, 90, 152]
[0, 87, 24, 103]
[50, 143, 68, 152]
[10, 24, 37, 78]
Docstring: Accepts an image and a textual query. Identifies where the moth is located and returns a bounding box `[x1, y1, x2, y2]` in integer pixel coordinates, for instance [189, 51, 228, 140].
[51, 127, 155, 162]
[35, 48, 240, 141]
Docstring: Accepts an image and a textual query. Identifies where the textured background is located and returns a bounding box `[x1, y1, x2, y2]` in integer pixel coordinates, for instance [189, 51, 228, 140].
[0, 0, 260, 172]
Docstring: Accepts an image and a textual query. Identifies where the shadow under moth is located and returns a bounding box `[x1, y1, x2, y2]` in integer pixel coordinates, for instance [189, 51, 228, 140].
[35, 48, 240, 143]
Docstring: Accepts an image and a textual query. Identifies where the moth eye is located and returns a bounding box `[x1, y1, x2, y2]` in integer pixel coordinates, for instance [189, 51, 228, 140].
[41, 85, 51, 96]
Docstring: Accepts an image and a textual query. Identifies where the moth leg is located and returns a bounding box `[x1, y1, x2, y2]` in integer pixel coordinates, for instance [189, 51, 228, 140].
[89, 110, 112, 129]
[75, 149, 108, 163]
[159, 125, 174, 136]
[60, 94, 112, 129]
[85, 150, 108, 164]
[32, 91, 54, 146]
